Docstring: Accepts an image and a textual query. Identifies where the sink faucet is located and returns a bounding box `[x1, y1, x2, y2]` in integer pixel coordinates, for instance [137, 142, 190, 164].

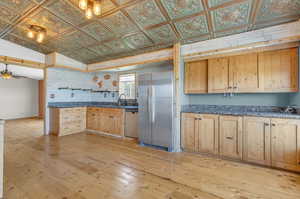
[117, 93, 126, 106]
[284, 105, 297, 113]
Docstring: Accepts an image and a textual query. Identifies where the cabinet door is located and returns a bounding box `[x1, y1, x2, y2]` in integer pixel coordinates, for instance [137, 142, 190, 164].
[229, 53, 262, 92]
[243, 117, 271, 166]
[259, 48, 298, 92]
[271, 118, 300, 171]
[100, 113, 114, 133]
[219, 116, 243, 160]
[195, 114, 219, 154]
[181, 113, 196, 151]
[110, 115, 122, 136]
[208, 58, 230, 93]
[87, 108, 98, 130]
[185, 60, 208, 94]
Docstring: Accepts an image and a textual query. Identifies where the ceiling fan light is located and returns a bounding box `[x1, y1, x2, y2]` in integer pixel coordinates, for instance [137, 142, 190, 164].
[93, 0, 102, 16]
[36, 32, 45, 43]
[27, 30, 35, 39]
[85, 5, 93, 19]
[79, 0, 88, 10]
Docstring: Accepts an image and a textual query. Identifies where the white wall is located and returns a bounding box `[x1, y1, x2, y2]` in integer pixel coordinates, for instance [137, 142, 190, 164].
[0, 78, 39, 119]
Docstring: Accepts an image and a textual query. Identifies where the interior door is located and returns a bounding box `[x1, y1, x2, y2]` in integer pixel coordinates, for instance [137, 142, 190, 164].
[137, 73, 152, 145]
[151, 71, 173, 148]
[243, 117, 271, 166]
[219, 116, 243, 160]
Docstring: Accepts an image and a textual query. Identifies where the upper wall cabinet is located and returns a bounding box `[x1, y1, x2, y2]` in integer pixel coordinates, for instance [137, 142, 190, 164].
[208, 58, 229, 93]
[184, 47, 299, 94]
[229, 53, 262, 93]
[185, 60, 208, 94]
[259, 48, 298, 92]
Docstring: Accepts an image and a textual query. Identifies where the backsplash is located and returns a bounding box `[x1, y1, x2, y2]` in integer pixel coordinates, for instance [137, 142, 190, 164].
[47, 68, 118, 103]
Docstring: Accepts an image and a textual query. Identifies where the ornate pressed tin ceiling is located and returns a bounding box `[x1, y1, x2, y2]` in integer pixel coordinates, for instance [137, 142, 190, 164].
[0, 0, 299, 64]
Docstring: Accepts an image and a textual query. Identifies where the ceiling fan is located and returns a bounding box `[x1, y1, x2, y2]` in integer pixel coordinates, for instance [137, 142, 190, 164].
[1, 64, 26, 80]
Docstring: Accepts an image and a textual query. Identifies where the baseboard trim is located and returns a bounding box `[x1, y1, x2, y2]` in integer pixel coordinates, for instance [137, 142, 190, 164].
[85, 129, 123, 139]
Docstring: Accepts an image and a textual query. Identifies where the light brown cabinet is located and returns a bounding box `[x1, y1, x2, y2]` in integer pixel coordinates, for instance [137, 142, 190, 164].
[243, 117, 271, 165]
[185, 60, 208, 94]
[229, 53, 262, 92]
[259, 48, 298, 92]
[181, 113, 196, 151]
[219, 116, 243, 160]
[271, 118, 300, 171]
[208, 58, 229, 93]
[50, 107, 86, 136]
[87, 107, 125, 137]
[181, 113, 218, 153]
[186, 47, 298, 94]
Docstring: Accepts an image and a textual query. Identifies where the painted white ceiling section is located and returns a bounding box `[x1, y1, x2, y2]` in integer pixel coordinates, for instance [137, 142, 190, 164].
[181, 21, 300, 56]
[0, 38, 45, 63]
[54, 53, 87, 70]
[0, 64, 43, 80]
[88, 48, 173, 71]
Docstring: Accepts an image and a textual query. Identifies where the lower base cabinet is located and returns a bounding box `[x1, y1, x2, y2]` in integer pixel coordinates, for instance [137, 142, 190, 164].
[87, 107, 125, 137]
[181, 113, 218, 154]
[181, 113, 300, 172]
[219, 116, 243, 160]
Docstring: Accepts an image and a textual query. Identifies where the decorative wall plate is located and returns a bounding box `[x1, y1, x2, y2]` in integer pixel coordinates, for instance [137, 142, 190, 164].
[112, 80, 118, 87]
[92, 75, 99, 82]
[97, 80, 103, 88]
[104, 74, 111, 80]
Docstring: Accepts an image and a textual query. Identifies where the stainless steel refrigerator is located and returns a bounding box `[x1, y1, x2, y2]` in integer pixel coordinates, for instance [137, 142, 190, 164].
[137, 69, 173, 151]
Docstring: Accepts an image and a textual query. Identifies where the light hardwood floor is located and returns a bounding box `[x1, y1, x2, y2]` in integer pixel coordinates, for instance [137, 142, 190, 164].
[4, 119, 300, 199]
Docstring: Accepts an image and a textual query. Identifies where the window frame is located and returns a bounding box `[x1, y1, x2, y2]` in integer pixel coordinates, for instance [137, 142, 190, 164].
[118, 72, 137, 99]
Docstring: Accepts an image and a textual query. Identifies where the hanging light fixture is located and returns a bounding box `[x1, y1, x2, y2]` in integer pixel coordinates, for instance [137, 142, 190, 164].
[79, 0, 88, 10]
[27, 25, 47, 43]
[1, 64, 13, 80]
[79, 0, 102, 19]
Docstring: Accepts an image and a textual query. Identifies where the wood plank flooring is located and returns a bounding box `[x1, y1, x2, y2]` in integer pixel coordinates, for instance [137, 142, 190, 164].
[4, 119, 300, 199]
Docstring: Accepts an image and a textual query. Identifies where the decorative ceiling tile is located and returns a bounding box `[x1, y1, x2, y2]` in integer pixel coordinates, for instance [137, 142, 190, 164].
[115, 0, 133, 5]
[11, 8, 73, 39]
[215, 27, 247, 38]
[72, 48, 99, 62]
[0, 0, 36, 13]
[146, 24, 177, 44]
[175, 15, 208, 38]
[105, 39, 131, 54]
[208, 0, 232, 7]
[123, 32, 152, 49]
[63, 30, 98, 48]
[44, 0, 86, 26]
[256, 0, 300, 22]
[161, 0, 203, 19]
[89, 44, 113, 56]
[3, 34, 51, 54]
[100, 11, 139, 36]
[43, 39, 67, 52]
[0, 5, 18, 22]
[181, 34, 210, 44]
[81, 21, 114, 42]
[0, 19, 10, 33]
[125, 0, 166, 28]
[211, 1, 251, 31]
[253, 15, 300, 30]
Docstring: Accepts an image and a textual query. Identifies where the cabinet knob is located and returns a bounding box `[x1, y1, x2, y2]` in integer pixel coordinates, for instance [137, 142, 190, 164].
[271, 123, 276, 127]
[228, 86, 232, 89]
[264, 123, 270, 126]
[226, 136, 234, 140]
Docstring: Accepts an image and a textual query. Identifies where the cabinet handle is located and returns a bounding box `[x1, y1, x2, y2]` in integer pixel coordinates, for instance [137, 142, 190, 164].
[228, 86, 232, 89]
[271, 123, 276, 127]
[264, 123, 270, 126]
[109, 116, 114, 119]
[233, 86, 237, 89]
[226, 136, 234, 140]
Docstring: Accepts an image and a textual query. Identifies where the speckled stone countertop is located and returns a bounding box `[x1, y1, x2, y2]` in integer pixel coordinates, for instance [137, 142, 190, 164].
[48, 102, 138, 112]
[182, 105, 300, 119]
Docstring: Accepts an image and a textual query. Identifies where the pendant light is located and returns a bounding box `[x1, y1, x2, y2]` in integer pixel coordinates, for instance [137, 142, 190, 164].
[27, 25, 47, 43]
[1, 64, 12, 80]
[79, 0, 102, 19]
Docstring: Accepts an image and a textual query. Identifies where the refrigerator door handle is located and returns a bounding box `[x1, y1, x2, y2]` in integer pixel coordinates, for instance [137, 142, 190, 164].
[152, 86, 155, 123]
[147, 87, 152, 123]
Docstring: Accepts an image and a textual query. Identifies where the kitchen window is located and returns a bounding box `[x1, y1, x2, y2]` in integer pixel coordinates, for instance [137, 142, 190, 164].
[119, 73, 136, 99]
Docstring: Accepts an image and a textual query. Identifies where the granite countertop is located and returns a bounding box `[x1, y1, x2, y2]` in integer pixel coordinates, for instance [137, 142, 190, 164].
[48, 102, 138, 112]
[182, 105, 300, 119]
